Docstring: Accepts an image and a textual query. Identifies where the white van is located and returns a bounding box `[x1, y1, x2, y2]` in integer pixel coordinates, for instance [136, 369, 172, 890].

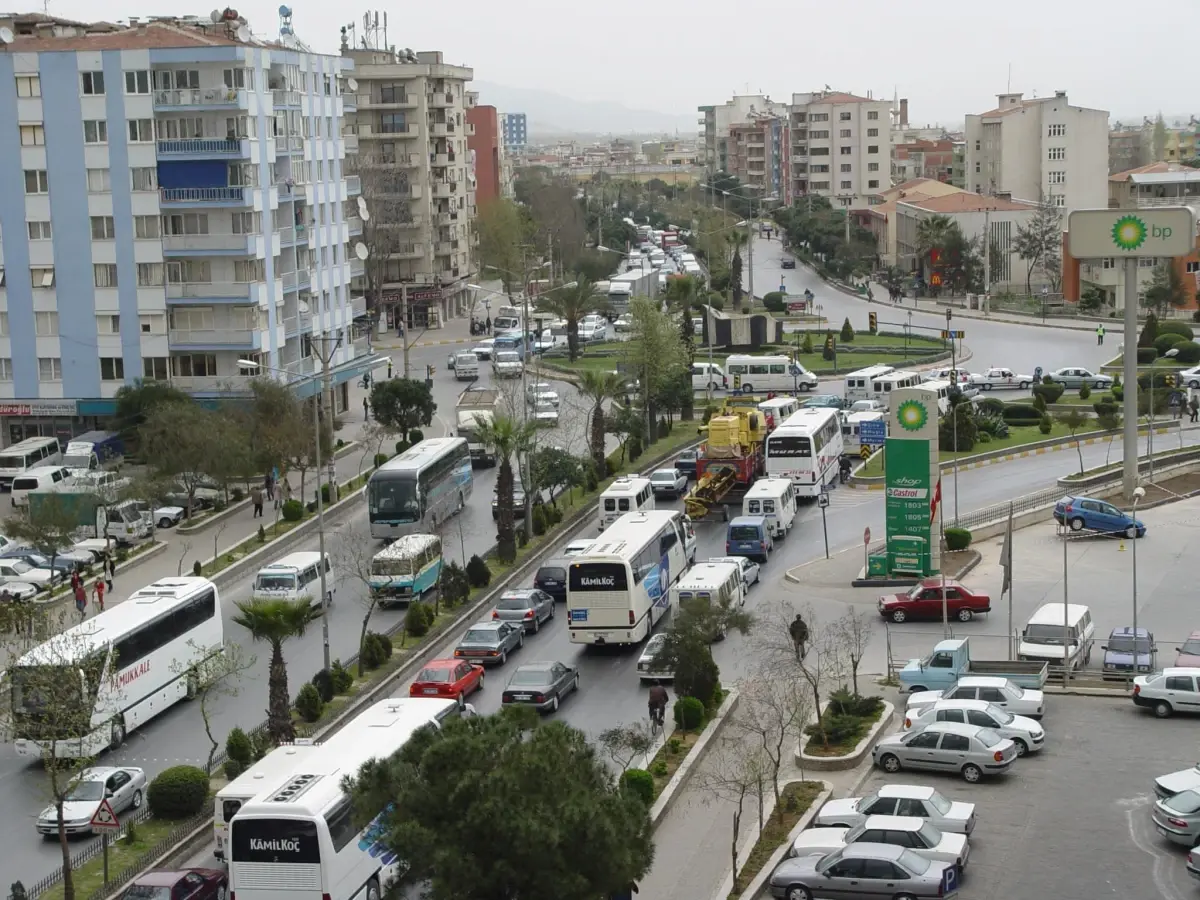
[921, 379, 954, 415]
[844, 365, 896, 405]
[0, 437, 61, 490]
[742, 478, 797, 539]
[252, 551, 335, 610]
[493, 305, 521, 332]
[691, 362, 727, 392]
[725, 354, 795, 394]
[598, 476, 655, 530]
[1018, 603, 1096, 671]
[842, 411, 887, 456]
[758, 397, 800, 431]
[867, 370, 922, 410]
[10, 465, 71, 508]
[213, 740, 318, 860]
[672, 561, 746, 636]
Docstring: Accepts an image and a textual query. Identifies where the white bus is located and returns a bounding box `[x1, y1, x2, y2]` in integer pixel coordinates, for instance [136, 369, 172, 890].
[228, 698, 463, 900]
[842, 411, 887, 456]
[757, 397, 801, 431]
[215, 740, 319, 860]
[764, 408, 844, 496]
[367, 438, 473, 540]
[253, 552, 335, 610]
[10, 576, 222, 759]
[0, 436, 62, 490]
[566, 510, 690, 645]
[867, 370, 922, 409]
[598, 475, 655, 530]
[844, 365, 896, 405]
[725, 354, 793, 394]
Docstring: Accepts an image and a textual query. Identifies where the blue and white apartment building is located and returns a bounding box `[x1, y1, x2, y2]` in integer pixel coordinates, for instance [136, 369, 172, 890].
[500, 111, 526, 153]
[0, 11, 380, 445]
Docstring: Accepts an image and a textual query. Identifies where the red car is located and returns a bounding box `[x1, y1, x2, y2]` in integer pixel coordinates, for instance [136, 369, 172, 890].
[409, 658, 485, 700]
[121, 868, 227, 900]
[878, 578, 991, 623]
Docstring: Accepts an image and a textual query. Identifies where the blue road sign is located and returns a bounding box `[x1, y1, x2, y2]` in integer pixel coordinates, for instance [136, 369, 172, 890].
[942, 863, 959, 896]
[858, 419, 887, 446]
[789, 365, 803, 377]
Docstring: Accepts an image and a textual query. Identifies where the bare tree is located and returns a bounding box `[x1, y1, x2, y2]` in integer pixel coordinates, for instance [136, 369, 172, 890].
[734, 666, 815, 823]
[597, 722, 654, 773]
[171, 640, 256, 772]
[352, 153, 415, 335]
[176, 538, 194, 577]
[358, 420, 399, 476]
[833, 606, 873, 697]
[330, 520, 383, 675]
[690, 733, 772, 892]
[754, 600, 840, 742]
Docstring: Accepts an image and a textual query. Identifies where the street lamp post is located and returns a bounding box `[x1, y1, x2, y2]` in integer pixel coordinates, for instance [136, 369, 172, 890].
[1131, 485, 1146, 682]
[946, 307, 959, 522]
[905, 310, 913, 359]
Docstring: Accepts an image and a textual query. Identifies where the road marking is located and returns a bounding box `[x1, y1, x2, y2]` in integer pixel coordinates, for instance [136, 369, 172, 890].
[1124, 802, 1186, 900]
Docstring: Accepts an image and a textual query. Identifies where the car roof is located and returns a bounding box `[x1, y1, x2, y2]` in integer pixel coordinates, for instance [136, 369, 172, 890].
[1160, 667, 1200, 677]
[420, 658, 460, 670]
[917, 698, 990, 713]
[918, 720, 987, 737]
[467, 620, 504, 630]
[78, 766, 123, 781]
[918, 577, 964, 588]
[861, 815, 926, 831]
[1108, 626, 1152, 638]
[954, 675, 1010, 688]
[514, 661, 556, 673]
[133, 871, 192, 887]
[1186, 630, 1200, 641]
[500, 588, 535, 598]
[876, 784, 936, 800]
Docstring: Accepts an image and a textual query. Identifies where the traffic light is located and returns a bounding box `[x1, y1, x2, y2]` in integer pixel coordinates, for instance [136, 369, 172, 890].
[1165, 373, 1176, 388]
[426, 364, 436, 377]
[868, 312, 878, 334]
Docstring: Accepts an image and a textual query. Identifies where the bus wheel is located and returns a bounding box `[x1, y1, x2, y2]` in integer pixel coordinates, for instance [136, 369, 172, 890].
[365, 877, 381, 900]
[110, 720, 126, 750]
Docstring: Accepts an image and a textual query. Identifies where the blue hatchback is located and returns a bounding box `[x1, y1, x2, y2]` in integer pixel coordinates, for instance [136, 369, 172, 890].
[1053, 495, 1145, 538]
[1102, 626, 1157, 679]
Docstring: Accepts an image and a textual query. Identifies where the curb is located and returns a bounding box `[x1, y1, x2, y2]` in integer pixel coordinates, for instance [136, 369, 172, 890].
[849, 549, 981, 588]
[649, 690, 740, 827]
[795, 701, 894, 770]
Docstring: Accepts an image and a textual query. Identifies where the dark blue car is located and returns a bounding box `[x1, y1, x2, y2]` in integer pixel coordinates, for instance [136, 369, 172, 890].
[1102, 626, 1157, 678]
[675, 450, 698, 478]
[0, 550, 73, 576]
[1053, 495, 1145, 538]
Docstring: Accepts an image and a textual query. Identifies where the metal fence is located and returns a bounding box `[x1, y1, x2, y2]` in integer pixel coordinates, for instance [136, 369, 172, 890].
[949, 486, 1064, 531]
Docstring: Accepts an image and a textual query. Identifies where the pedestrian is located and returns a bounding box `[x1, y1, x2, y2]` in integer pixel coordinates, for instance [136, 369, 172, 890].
[74, 582, 87, 620]
[282, 479, 293, 504]
[1190, 397, 1199, 423]
[70, 566, 81, 596]
[1097, 323, 1105, 346]
[93, 578, 105, 613]
[104, 551, 115, 592]
[485, 316, 492, 334]
[363, 396, 371, 422]
[387, 359, 393, 379]
[789, 613, 810, 660]
[250, 486, 264, 518]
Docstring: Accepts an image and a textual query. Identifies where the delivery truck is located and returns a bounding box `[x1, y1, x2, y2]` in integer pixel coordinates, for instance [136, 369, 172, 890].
[27, 485, 153, 544]
[455, 388, 503, 467]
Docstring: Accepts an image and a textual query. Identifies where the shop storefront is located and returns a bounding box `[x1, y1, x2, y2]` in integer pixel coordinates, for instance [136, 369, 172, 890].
[0, 400, 103, 449]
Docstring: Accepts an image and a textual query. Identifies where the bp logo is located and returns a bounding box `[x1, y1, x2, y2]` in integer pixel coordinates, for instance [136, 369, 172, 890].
[896, 400, 928, 432]
[1111, 215, 1148, 251]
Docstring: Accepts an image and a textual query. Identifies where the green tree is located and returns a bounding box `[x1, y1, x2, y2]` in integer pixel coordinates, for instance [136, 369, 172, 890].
[343, 711, 654, 900]
[10, 494, 89, 572]
[1012, 201, 1063, 295]
[1153, 112, 1168, 162]
[578, 370, 625, 476]
[1144, 263, 1190, 315]
[235, 377, 311, 477]
[537, 278, 607, 362]
[573, 249, 617, 283]
[914, 214, 955, 281]
[1056, 409, 1092, 474]
[624, 297, 689, 445]
[141, 403, 243, 517]
[232, 598, 322, 744]
[112, 379, 192, 449]
[531, 446, 584, 506]
[652, 592, 752, 708]
[730, 246, 744, 305]
[1079, 285, 1106, 312]
[1139, 311, 1159, 347]
[476, 197, 533, 296]
[370, 378, 436, 435]
[473, 414, 536, 563]
[665, 275, 701, 420]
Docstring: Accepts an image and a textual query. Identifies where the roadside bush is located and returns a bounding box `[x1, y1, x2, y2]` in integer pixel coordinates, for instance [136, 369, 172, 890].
[1038, 413, 1053, 435]
[805, 713, 864, 746]
[408, 428, 424, 444]
[762, 291, 786, 313]
[545, 505, 563, 526]
[147, 765, 209, 819]
[359, 633, 387, 670]
[1001, 404, 1041, 425]
[839, 317, 855, 342]
[1031, 382, 1064, 405]
[1031, 393, 1047, 412]
[306, 500, 318, 514]
[222, 759, 246, 780]
[517, 528, 528, 549]
[977, 432, 992, 443]
[231, 487, 245, 502]
[281, 499, 304, 522]
[975, 412, 1009, 439]
[628, 437, 643, 462]
[1139, 312, 1159, 347]
[225, 727, 253, 767]
[330, 659, 354, 693]
[394, 440, 410, 456]
[1078, 384, 1091, 401]
[531, 504, 548, 537]
[1093, 400, 1119, 419]
[585, 465, 599, 492]
[372, 631, 393, 658]
[406, 600, 434, 637]
[374, 453, 388, 468]
[605, 458, 618, 477]
[1174, 341, 1200, 364]
[440, 560, 470, 607]
[257, 525, 266, 543]
[1111, 384, 1124, 401]
[1158, 320, 1195, 341]
[621, 768, 656, 805]
[1155, 333, 1187, 356]
[977, 397, 1005, 416]
[801, 332, 814, 354]
[321, 483, 333, 504]
[192, 560, 203, 576]
[944, 527, 973, 550]
[311, 668, 335, 703]
[466, 554, 491, 588]
[295, 683, 324, 722]
[673, 696, 705, 731]
[1136, 347, 1158, 364]
[828, 688, 884, 718]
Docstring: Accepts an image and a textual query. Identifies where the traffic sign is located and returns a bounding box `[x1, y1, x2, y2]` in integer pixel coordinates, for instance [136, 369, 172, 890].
[863, 526, 871, 545]
[940, 330, 965, 340]
[817, 493, 830, 508]
[858, 419, 886, 446]
[859, 444, 871, 460]
[941, 862, 959, 896]
[789, 365, 803, 377]
[90, 798, 120, 832]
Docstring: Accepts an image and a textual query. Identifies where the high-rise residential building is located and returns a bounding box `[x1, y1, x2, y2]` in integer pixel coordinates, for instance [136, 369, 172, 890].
[500, 112, 526, 152]
[0, 10, 374, 442]
[342, 46, 476, 330]
[466, 100, 501, 205]
[698, 95, 787, 176]
[789, 90, 893, 209]
[727, 115, 788, 201]
[962, 91, 1108, 214]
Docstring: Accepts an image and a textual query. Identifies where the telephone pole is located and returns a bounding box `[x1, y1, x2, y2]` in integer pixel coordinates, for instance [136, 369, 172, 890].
[399, 285, 410, 378]
[311, 334, 342, 673]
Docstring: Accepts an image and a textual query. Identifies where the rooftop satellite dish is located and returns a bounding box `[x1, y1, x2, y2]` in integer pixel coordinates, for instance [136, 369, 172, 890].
[0, 26, 13, 43]
[356, 195, 367, 214]
[354, 242, 368, 260]
[210, 9, 222, 21]
[347, 77, 358, 91]
[359, 207, 370, 221]
[236, 23, 250, 42]
[278, 4, 291, 15]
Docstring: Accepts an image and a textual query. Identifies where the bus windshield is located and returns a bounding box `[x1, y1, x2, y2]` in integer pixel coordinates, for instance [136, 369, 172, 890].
[372, 556, 414, 577]
[768, 436, 812, 457]
[368, 477, 421, 522]
[255, 573, 296, 592]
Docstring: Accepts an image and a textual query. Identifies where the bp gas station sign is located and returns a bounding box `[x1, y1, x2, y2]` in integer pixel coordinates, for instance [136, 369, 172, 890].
[882, 386, 942, 576]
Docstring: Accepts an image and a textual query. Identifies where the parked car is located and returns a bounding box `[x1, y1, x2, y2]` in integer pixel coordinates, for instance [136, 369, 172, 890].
[675, 449, 699, 478]
[1179, 364, 1200, 390]
[1048, 367, 1113, 389]
[0, 582, 40, 602]
[472, 338, 496, 360]
[903, 699, 1045, 756]
[453, 621, 524, 666]
[649, 468, 688, 498]
[1153, 789, 1200, 846]
[781, 258, 796, 269]
[768, 844, 955, 900]
[1102, 626, 1157, 678]
[969, 367, 1033, 390]
[492, 589, 556, 633]
[0, 558, 55, 588]
[814, 784, 977, 834]
[1133, 667, 1200, 718]
[162, 477, 221, 510]
[789, 815, 970, 872]
[0, 549, 74, 576]
[533, 561, 568, 602]
[708, 555, 760, 588]
[36, 766, 147, 836]
[1156, 764, 1200, 801]
[501, 661, 579, 712]
[800, 393, 844, 409]
[1054, 495, 1145, 538]
[408, 658, 484, 701]
[872, 721, 1018, 783]
[909, 676, 1045, 719]
[878, 578, 991, 624]
[637, 632, 674, 682]
[1177, 630, 1200, 667]
[117, 869, 227, 900]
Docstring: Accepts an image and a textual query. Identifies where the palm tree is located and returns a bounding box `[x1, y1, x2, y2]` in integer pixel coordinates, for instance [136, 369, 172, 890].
[474, 414, 537, 561]
[537, 277, 607, 362]
[914, 214, 955, 279]
[578, 370, 625, 476]
[664, 276, 700, 421]
[232, 598, 322, 743]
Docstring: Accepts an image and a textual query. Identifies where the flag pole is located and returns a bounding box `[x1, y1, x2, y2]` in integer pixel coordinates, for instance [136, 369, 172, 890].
[1003, 501, 1014, 659]
[938, 477, 949, 636]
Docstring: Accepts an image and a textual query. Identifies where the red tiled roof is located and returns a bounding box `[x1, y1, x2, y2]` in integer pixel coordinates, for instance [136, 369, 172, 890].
[904, 192, 1036, 213]
[1109, 162, 1175, 182]
[6, 18, 270, 50]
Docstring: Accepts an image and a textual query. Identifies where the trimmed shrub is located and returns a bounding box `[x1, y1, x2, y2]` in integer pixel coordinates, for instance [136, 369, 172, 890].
[306, 500, 318, 514]
[295, 683, 324, 722]
[977, 397, 1005, 416]
[374, 453, 388, 468]
[674, 696, 706, 731]
[1031, 393, 1047, 412]
[440, 560, 470, 607]
[320, 483, 333, 504]
[1002, 404, 1041, 424]
[839, 317, 855, 342]
[257, 525, 266, 544]
[1159, 320, 1194, 341]
[395, 440, 411, 456]
[466, 554, 491, 588]
[620, 768, 655, 805]
[801, 332, 814, 354]
[1138, 312, 1159, 347]
[1174, 341, 1200, 364]
[1111, 384, 1124, 401]
[944, 527, 973, 551]
[531, 504, 548, 537]
[1078, 384, 1091, 401]
[359, 633, 387, 670]
[1031, 382, 1064, 405]
[1093, 399, 1118, 418]
[1136, 347, 1158, 364]
[223, 759, 246, 780]
[1154, 333, 1187, 356]
[231, 487, 245, 502]
[805, 713, 864, 746]
[628, 437, 643, 462]
[762, 291, 786, 312]
[828, 688, 884, 718]
[584, 465, 599, 492]
[330, 660, 354, 693]
[406, 600, 434, 637]
[408, 428, 424, 444]
[225, 726, 253, 766]
[517, 528, 528, 549]
[147, 765, 209, 819]
[192, 560, 202, 576]
[311, 668, 335, 703]
[281, 499, 304, 522]
[977, 432, 992, 443]
[1038, 413, 1053, 435]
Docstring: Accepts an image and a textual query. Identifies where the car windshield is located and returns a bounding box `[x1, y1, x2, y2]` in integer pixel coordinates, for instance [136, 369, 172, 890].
[651, 472, 675, 482]
[917, 822, 943, 846]
[1108, 637, 1153, 653]
[926, 791, 952, 814]
[497, 596, 531, 610]
[416, 668, 452, 683]
[985, 705, 1014, 724]
[368, 476, 421, 523]
[497, 352, 520, 363]
[1165, 790, 1200, 814]
[906, 584, 927, 600]
[65, 780, 105, 802]
[1180, 639, 1200, 655]
[1024, 624, 1072, 644]
[10, 560, 30, 573]
[461, 629, 496, 643]
[975, 727, 1004, 747]
[124, 887, 171, 900]
[729, 525, 761, 540]
[644, 635, 665, 654]
[897, 849, 930, 875]
[255, 573, 296, 591]
[510, 669, 549, 685]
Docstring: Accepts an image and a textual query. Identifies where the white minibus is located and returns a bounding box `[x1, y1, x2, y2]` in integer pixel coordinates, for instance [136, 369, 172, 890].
[598, 475, 655, 530]
[757, 397, 800, 431]
[764, 407, 844, 495]
[214, 740, 319, 860]
[922, 379, 954, 414]
[725, 354, 794, 394]
[868, 371, 922, 409]
[671, 561, 745, 637]
[0, 437, 62, 490]
[842, 411, 887, 456]
[11, 465, 71, 508]
[253, 552, 334, 610]
[1018, 603, 1096, 672]
[742, 478, 797, 539]
[844, 365, 896, 405]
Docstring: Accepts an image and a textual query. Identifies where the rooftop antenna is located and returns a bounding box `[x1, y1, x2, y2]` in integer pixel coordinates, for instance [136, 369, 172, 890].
[0, 26, 13, 46]
[278, 5, 292, 36]
[1007, 62, 1012, 93]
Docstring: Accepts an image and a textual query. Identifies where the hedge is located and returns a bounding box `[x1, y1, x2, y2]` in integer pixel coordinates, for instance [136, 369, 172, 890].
[673, 696, 705, 731]
[1154, 333, 1187, 356]
[1136, 347, 1158, 364]
[1158, 320, 1195, 341]
[944, 527, 973, 551]
[1174, 341, 1200, 364]
[147, 765, 210, 819]
[620, 768, 655, 805]
[1002, 404, 1042, 424]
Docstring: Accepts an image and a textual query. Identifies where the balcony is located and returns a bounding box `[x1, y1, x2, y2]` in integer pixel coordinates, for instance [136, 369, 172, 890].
[343, 134, 359, 152]
[360, 123, 419, 139]
[157, 138, 244, 158]
[347, 216, 363, 236]
[429, 122, 454, 138]
[1135, 193, 1200, 208]
[360, 93, 418, 109]
[171, 374, 257, 393]
[163, 233, 255, 254]
[281, 269, 311, 292]
[435, 240, 458, 256]
[390, 243, 422, 259]
[169, 327, 260, 348]
[346, 175, 361, 196]
[427, 91, 454, 108]
[278, 225, 310, 246]
[351, 295, 367, 317]
[430, 153, 451, 167]
[395, 216, 424, 229]
[154, 88, 246, 109]
[284, 312, 313, 336]
[465, 123, 475, 137]
[435, 211, 458, 226]
[160, 186, 249, 206]
[349, 258, 366, 277]
[277, 180, 307, 201]
[272, 89, 302, 107]
[432, 182, 456, 199]
[166, 282, 255, 302]
[277, 135, 304, 155]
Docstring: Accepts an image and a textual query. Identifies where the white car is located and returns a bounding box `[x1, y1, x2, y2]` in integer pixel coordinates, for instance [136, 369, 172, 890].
[36, 766, 147, 836]
[814, 784, 977, 834]
[1156, 764, 1200, 800]
[614, 314, 634, 333]
[707, 555, 760, 588]
[649, 468, 688, 498]
[1133, 667, 1200, 719]
[789, 816, 970, 871]
[1179, 365, 1200, 390]
[848, 399, 886, 413]
[637, 632, 673, 682]
[533, 401, 559, 427]
[472, 338, 496, 360]
[0, 558, 54, 588]
[0, 582, 40, 601]
[923, 367, 972, 387]
[152, 505, 186, 529]
[533, 332, 557, 354]
[907, 676, 1045, 719]
[526, 383, 560, 408]
[492, 351, 524, 378]
[969, 367, 1033, 391]
[903, 698, 1045, 755]
[562, 539, 592, 558]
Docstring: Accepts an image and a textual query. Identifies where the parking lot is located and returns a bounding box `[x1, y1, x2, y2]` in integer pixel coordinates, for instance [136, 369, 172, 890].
[847, 696, 1197, 899]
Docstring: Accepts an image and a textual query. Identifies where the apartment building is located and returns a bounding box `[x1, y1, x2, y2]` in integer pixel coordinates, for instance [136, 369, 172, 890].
[726, 115, 788, 200]
[500, 111, 526, 152]
[466, 100, 501, 205]
[0, 11, 373, 443]
[892, 139, 955, 185]
[863, 178, 966, 267]
[963, 90, 1108, 214]
[697, 94, 787, 175]
[1109, 124, 1149, 175]
[342, 47, 476, 329]
[788, 90, 892, 209]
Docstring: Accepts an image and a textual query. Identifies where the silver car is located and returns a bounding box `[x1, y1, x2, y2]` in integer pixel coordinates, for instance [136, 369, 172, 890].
[814, 784, 976, 834]
[637, 632, 674, 682]
[1157, 764, 1200, 800]
[903, 699, 1045, 756]
[36, 766, 146, 836]
[454, 620, 524, 666]
[492, 589, 555, 633]
[1153, 789, 1200, 846]
[708, 555, 760, 588]
[872, 721, 1018, 783]
[790, 815, 970, 873]
[1049, 367, 1113, 389]
[769, 843, 954, 900]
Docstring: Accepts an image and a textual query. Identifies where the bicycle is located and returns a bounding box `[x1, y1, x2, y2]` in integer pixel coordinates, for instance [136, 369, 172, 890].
[648, 704, 666, 737]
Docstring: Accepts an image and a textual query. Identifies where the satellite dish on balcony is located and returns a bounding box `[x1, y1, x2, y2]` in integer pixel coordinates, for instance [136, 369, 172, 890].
[347, 77, 358, 91]
[0, 26, 13, 43]
[235, 24, 251, 42]
[356, 195, 368, 215]
[359, 207, 370, 222]
[354, 242, 369, 260]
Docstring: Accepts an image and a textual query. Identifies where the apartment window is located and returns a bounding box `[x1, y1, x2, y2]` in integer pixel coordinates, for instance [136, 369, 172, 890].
[975, 162, 981, 173]
[868, 162, 879, 172]
[811, 181, 830, 190]
[97, 314, 121, 334]
[810, 113, 828, 122]
[223, 68, 251, 90]
[228, 163, 256, 187]
[124, 70, 150, 94]
[234, 259, 263, 282]
[27, 221, 52, 240]
[0, 268, 5, 287]
[157, 117, 204, 140]
[37, 358, 62, 382]
[867, 145, 879, 154]
[840, 180, 852, 189]
[1054, 195, 1066, 207]
[810, 165, 829, 173]
[380, 83, 407, 103]
[24, 170, 48, 194]
[154, 70, 199, 90]
[171, 353, 217, 377]
[162, 213, 208, 236]
[1139, 256, 1159, 268]
[20, 124, 44, 146]
[1188, 261, 1200, 274]
[839, 129, 852, 138]
[839, 112, 851, 121]
[90, 216, 116, 240]
[134, 215, 160, 239]
[30, 267, 54, 288]
[1048, 123, 1066, 137]
[1048, 171, 1066, 184]
[170, 308, 215, 331]
[83, 120, 108, 144]
[867, 111, 878, 120]
[1048, 147, 1066, 161]
[143, 357, 168, 380]
[840, 146, 852, 155]
[810, 130, 829, 139]
[810, 147, 829, 156]
[379, 141, 397, 164]
[94, 263, 119, 288]
[380, 113, 406, 134]
[137, 263, 164, 286]
[131, 168, 157, 191]
[128, 119, 153, 143]
[868, 180, 880, 188]
[80, 71, 104, 95]
[167, 260, 211, 284]
[16, 75, 40, 98]
[231, 211, 258, 234]
[867, 128, 879, 137]
[87, 168, 111, 192]
[1102, 258, 1116, 269]
[0, 314, 7, 336]
[140, 313, 165, 334]
[100, 358, 125, 381]
[33, 311, 58, 336]
[837, 164, 850, 173]
[0, 359, 12, 382]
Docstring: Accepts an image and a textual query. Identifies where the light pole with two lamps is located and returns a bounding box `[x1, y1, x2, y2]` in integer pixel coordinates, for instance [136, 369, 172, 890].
[1130, 485, 1146, 680]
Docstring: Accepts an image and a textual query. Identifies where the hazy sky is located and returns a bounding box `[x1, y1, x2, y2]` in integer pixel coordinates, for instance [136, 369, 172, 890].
[47, 0, 1191, 124]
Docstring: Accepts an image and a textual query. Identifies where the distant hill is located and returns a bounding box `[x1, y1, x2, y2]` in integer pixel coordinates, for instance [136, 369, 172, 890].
[472, 81, 697, 138]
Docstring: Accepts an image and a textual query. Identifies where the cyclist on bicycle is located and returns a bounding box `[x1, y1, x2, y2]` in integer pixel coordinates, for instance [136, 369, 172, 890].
[648, 681, 669, 728]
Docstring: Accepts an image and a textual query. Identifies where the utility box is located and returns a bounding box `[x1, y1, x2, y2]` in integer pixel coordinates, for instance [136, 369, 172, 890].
[888, 535, 930, 576]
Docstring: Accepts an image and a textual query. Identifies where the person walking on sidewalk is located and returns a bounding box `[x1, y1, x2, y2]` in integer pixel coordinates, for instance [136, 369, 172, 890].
[387, 359, 393, 379]
[1097, 323, 1105, 346]
[1190, 396, 1199, 423]
[363, 396, 371, 422]
[251, 486, 264, 518]
[74, 582, 88, 620]
[103, 551, 115, 592]
[93, 578, 105, 613]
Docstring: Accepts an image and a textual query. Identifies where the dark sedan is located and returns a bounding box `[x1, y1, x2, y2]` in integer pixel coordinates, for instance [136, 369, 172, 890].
[120, 868, 227, 900]
[533, 561, 568, 602]
[675, 449, 699, 477]
[781, 258, 796, 269]
[492, 589, 555, 633]
[454, 620, 524, 666]
[0, 550, 74, 576]
[501, 661, 579, 713]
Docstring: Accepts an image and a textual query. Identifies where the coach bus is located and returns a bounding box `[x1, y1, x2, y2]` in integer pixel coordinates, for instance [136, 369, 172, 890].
[764, 407, 844, 496]
[367, 438, 472, 540]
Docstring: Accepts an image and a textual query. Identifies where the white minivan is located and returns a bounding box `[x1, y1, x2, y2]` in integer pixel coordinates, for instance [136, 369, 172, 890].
[252, 552, 335, 610]
[742, 478, 797, 539]
[1018, 602, 1095, 671]
[672, 561, 746, 638]
[691, 362, 727, 392]
[10, 465, 71, 508]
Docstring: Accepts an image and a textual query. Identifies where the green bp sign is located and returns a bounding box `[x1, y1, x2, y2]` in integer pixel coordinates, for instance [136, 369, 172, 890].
[1068, 208, 1195, 258]
[884, 386, 941, 576]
